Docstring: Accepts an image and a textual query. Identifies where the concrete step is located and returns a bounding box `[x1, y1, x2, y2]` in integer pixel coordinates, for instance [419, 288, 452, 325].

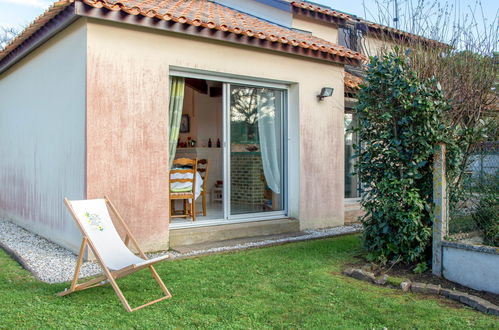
[169, 218, 300, 248]
[172, 230, 307, 254]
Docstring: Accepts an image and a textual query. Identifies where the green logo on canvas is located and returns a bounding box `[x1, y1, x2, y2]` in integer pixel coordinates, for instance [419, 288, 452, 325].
[84, 212, 104, 231]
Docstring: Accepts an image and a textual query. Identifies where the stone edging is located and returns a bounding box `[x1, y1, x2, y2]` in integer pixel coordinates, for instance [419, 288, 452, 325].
[0, 239, 39, 279]
[343, 268, 499, 316]
[410, 282, 499, 315]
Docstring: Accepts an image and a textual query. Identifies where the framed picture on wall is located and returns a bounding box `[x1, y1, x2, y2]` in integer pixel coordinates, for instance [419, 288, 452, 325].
[180, 114, 190, 133]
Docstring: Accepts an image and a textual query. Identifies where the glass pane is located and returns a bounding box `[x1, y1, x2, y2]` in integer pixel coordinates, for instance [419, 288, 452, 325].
[229, 85, 284, 215]
[344, 112, 359, 198]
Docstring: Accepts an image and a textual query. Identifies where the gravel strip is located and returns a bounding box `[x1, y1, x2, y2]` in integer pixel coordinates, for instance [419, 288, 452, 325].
[0, 217, 362, 284]
[0, 218, 102, 283]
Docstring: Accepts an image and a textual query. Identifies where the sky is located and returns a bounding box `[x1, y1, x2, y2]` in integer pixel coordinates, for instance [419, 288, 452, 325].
[0, 0, 497, 41]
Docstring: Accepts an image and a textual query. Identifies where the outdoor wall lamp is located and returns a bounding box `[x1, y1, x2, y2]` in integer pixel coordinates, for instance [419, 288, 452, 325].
[317, 87, 334, 101]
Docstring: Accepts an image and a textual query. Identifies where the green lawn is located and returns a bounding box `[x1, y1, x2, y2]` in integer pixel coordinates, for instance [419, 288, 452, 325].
[1, 235, 497, 329]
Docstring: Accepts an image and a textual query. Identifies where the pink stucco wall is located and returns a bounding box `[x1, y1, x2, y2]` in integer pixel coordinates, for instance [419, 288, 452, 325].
[86, 50, 170, 251]
[86, 18, 345, 250]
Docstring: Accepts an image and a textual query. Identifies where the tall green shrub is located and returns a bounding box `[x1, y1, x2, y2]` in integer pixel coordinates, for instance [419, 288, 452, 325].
[355, 52, 455, 264]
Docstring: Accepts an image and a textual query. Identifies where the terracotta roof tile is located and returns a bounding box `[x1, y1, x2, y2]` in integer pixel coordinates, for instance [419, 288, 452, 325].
[0, 0, 367, 65]
[290, 0, 446, 47]
[366, 22, 447, 47]
[81, 0, 366, 59]
[0, 0, 74, 62]
[344, 72, 362, 90]
[290, 1, 351, 20]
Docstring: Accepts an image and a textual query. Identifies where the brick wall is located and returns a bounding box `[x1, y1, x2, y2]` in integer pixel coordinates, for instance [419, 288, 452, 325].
[231, 152, 265, 206]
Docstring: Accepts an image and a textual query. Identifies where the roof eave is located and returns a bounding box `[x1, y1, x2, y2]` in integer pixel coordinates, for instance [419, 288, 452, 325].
[366, 25, 449, 49]
[77, 3, 362, 66]
[291, 6, 346, 26]
[291, 1, 448, 49]
[0, 3, 78, 75]
[0, 1, 364, 76]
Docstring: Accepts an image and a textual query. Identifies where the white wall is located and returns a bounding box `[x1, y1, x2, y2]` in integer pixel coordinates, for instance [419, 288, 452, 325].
[0, 21, 87, 253]
[292, 16, 339, 44]
[213, 0, 292, 27]
[443, 245, 499, 294]
[179, 86, 223, 147]
[362, 35, 397, 57]
[195, 91, 223, 147]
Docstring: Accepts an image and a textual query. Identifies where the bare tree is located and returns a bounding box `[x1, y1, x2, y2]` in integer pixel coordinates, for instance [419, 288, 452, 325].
[364, 0, 498, 52]
[362, 0, 498, 181]
[0, 26, 19, 50]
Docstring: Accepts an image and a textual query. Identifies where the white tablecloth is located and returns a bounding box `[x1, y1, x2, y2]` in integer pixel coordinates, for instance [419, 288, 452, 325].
[170, 171, 203, 201]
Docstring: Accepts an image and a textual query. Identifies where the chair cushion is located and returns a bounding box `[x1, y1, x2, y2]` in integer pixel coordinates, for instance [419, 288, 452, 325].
[170, 187, 192, 193]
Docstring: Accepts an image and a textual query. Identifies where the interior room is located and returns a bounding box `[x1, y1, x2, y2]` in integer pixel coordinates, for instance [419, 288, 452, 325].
[169, 77, 285, 225]
[170, 78, 224, 223]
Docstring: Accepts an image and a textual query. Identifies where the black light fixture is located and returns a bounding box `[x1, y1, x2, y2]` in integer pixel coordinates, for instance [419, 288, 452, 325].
[317, 87, 334, 101]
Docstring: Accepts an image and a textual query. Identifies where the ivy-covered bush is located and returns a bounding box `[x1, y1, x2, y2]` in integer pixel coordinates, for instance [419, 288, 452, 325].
[354, 52, 457, 264]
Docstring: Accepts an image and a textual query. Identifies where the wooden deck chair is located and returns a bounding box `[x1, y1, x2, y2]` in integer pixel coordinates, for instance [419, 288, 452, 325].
[170, 158, 197, 221]
[59, 196, 172, 312]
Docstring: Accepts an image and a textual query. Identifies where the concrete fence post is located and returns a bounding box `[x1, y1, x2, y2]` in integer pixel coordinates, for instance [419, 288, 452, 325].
[432, 143, 448, 276]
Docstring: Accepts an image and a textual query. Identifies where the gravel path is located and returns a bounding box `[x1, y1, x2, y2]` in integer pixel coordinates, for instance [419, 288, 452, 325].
[0, 217, 362, 284]
[0, 219, 102, 283]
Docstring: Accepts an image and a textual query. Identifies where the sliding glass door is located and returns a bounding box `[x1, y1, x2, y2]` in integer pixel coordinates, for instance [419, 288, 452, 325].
[169, 70, 288, 225]
[227, 85, 286, 217]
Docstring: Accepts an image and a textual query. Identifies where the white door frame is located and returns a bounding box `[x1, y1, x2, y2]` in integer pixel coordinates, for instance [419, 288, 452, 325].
[169, 67, 289, 227]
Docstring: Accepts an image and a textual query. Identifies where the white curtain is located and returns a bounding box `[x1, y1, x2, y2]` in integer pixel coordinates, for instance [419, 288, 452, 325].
[257, 90, 281, 194]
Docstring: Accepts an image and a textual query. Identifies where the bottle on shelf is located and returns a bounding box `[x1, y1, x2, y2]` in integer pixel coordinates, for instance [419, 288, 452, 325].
[217, 138, 221, 148]
[208, 138, 212, 148]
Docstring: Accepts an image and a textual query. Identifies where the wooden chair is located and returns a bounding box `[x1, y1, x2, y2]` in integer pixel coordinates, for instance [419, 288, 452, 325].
[170, 158, 197, 221]
[197, 159, 209, 216]
[60, 197, 172, 312]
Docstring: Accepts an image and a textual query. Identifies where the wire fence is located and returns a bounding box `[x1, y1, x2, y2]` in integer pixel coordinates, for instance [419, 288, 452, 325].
[447, 142, 499, 247]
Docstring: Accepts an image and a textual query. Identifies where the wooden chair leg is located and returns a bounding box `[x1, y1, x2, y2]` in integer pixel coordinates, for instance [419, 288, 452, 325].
[149, 265, 172, 298]
[103, 268, 134, 312]
[191, 199, 196, 221]
[104, 262, 172, 312]
[71, 238, 86, 290]
[59, 262, 173, 312]
[170, 200, 176, 215]
[202, 192, 207, 216]
[58, 274, 109, 296]
[58, 238, 88, 296]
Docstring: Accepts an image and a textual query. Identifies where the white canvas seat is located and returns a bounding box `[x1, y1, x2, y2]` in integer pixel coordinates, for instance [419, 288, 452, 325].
[59, 197, 172, 312]
[69, 199, 169, 270]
